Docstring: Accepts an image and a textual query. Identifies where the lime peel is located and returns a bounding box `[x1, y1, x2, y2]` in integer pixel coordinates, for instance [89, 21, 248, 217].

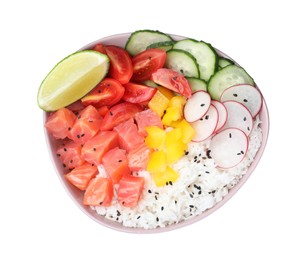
[38, 50, 110, 111]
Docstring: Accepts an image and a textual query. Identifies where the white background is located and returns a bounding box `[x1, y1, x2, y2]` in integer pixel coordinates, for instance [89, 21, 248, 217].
[1, 0, 300, 259]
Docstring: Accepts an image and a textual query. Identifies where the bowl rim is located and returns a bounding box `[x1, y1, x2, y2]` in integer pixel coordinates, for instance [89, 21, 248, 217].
[43, 32, 270, 234]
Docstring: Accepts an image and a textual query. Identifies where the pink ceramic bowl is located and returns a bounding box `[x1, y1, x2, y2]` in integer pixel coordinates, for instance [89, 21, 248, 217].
[44, 32, 269, 233]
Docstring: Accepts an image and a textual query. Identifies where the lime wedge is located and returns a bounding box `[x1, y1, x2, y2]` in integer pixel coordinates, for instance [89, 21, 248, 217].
[37, 50, 110, 111]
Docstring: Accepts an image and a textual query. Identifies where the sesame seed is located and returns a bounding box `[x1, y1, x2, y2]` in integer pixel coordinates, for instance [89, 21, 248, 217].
[63, 164, 66, 168]
[77, 134, 80, 139]
[189, 205, 194, 208]
[93, 148, 96, 151]
[110, 111, 113, 116]
[233, 93, 238, 97]
[241, 150, 244, 154]
[137, 216, 141, 219]
[169, 181, 173, 185]
[243, 117, 246, 121]
[194, 156, 197, 160]
[243, 99, 248, 102]
[118, 159, 122, 162]
[70, 160, 73, 163]
[166, 181, 169, 186]
[161, 206, 164, 211]
[68, 127, 71, 131]
[205, 171, 210, 174]
[198, 190, 202, 195]
[156, 217, 159, 222]
[57, 154, 61, 157]
[197, 160, 200, 163]
[185, 151, 189, 155]
[148, 189, 152, 193]
[200, 103, 205, 107]
[64, 148, 67, 152]
[117, 210, 121, 216]
[99, 202, 103, 205]
[81, 133, 85, 137]
[155, 195, 158, 200]
[205, 115, 209, 120]
[229, 133, 232, 138]
[175, 200, 177, 204]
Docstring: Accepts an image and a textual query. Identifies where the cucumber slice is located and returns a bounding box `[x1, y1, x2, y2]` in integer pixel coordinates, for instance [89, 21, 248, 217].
[186, 77, 207, 92]
[146, 41, 174, 51]
[143, 80, 158, 88]
[165, 49, 200, 78]
[218, 57, 234, 69]
[173, 39, 218, 81]
[208, 65, 254, 100]
[125, 30, 172, 56]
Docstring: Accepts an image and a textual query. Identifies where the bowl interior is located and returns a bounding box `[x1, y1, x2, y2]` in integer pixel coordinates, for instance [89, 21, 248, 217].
[44, 33, 269, 233]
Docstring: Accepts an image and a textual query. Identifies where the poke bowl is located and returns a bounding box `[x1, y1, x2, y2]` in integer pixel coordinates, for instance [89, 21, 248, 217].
[42, 30, 269, 233]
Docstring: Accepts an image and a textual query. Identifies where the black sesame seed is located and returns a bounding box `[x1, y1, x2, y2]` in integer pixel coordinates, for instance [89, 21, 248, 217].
[243, 117, 246, 121]
[156, 217, 159, 222]
[166, 181, 169, 186]
[68, 127, 71, 131]
[241, 150, 244, 154]
[212, 190, 216, 194]
[137, 216, 141, 219]
[89, 120, 93, 123]
[175, 200, 177, 204]
[233, 93, 238, 97]
[243, 99, 248, 102]
[107, 84, 111, 86]
[63, 164, 66, 168]
[205, 115, 209, 120]
[185, 151, 189, 155]
[190, 194, 193, 198]
[148, 189, 152, 193]
[189, 205, 194, 208]
[116, 217, 119, 221]
[99, 202, 103, 205]
[200, 103, 205, 107]
[180, 69, 184, 74]
[91, 164, 95, 166]
[98, 90, 101, 93]
[81, 133, 85, 137]
[198, 174, 202, 177]
[57, 153, 61, 157]
[155, 192, 159, 195]
[117, 210, 121, 216]
[198, 190, 202, 195]
[169, 181, 173, 185]
[205, 171, 210, 174]
[110, 111, 113, 116]
[161, 206, 164, 211]
[64, 148, 67, 152]
[78, 115, 81, 119]
[198, 153, 202, 156]
[229, 133, 232, 138]
[197, 160, 200, 163]
[77, 134, 80, 139]
[93, 148, 96, 151]
[202, 157, 207, 160]
[194, 156, 197, 160]
[206, 150, 212, 159]
[247, 126, 250, 131]
[237, 152, 241, 155]
[155, 195, 158, 200]
[200, 118, 203, 121]
[70, 160, 73, 163]
[118, 159, 122, 162]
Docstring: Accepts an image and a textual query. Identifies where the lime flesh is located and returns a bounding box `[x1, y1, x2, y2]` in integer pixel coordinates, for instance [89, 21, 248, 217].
[38, 50, 110, 111]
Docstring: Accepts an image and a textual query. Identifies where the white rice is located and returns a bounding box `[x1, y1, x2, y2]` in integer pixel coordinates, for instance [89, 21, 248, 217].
[92, 116, 263, 229]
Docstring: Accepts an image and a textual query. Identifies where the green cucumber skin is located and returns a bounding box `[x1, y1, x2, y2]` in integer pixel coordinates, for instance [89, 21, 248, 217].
[218, 57, 234, 69]
[146, 41, 175, 51]
[207, 65, 255, 100]
[125, 30, 172, 56]
[186, 77, 207, 92]
[165, 49, 200, 78]
[173, 38, 218, 82]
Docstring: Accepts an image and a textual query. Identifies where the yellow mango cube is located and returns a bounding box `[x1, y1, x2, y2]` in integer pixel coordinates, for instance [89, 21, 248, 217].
[169, 96, 186, 112]
[177, 119, 195, 144]
[148, 90, 170, 117]
[147, 150, 166, 174]
[162, 107, 182, 126]
[153, 166, 179, 187]
[165, 128, 182, 146]
[166, 140, 187, 164]
[157, 86, 174, 100]
[145, 126, 166, 149]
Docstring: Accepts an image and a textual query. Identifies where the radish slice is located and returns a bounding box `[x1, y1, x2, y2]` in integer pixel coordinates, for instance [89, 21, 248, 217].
[191, 104, 218, 142]
[220, 84, 263, 117]
[211, 100, 227, 132]
[221, 101, 253, 136]
[184, 90, 211, 122]
[210, 128, 249, 168]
